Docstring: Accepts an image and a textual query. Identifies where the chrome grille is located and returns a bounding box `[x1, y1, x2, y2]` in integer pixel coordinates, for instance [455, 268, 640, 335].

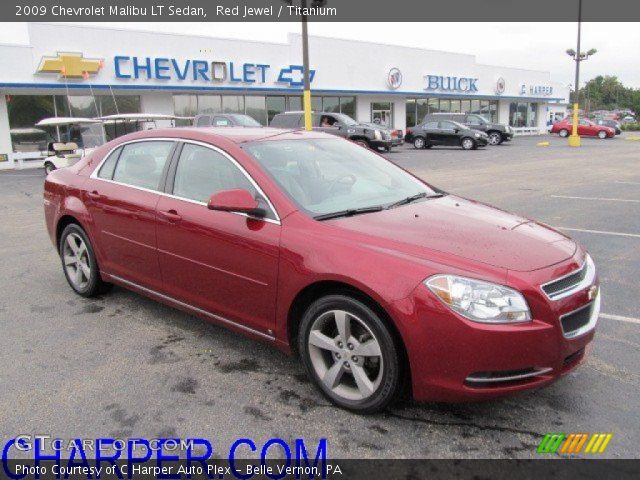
[540, 255, 595, 301]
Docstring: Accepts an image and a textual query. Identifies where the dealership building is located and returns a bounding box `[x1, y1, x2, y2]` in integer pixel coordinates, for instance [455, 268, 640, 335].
[0, 23, 569, 169]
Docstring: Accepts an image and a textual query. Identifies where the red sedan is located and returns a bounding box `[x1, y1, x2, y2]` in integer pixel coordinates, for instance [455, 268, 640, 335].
[551, 118, 615, 139]
[44, 128, 600, 413]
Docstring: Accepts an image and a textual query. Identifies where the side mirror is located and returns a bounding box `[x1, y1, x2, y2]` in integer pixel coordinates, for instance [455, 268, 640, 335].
[453, 128, 460, 133]
[207, 189, 266, 218]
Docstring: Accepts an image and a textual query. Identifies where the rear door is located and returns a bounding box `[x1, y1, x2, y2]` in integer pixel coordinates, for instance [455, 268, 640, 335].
[421, 121, 442, 145]
[84, 140, 176, 291]
[155, 141, 281, 336]
[465, 115, 488, 132]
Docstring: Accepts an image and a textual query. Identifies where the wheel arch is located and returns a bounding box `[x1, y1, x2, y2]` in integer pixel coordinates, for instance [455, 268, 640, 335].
[286, 280, 411, 389]
[55, 214, 86, 251]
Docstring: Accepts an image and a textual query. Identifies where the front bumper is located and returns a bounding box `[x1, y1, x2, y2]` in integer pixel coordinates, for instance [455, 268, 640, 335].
[476, 136, 489, 146]
[395, 256, 599, 402]
[502, 131, 514, 141]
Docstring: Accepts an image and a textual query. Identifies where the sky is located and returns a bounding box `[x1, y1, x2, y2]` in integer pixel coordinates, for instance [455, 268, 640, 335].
[1, 22, 638, 88]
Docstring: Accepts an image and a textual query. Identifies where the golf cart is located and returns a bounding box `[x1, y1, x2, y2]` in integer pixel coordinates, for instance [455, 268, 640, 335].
[35, 117, 106, 175]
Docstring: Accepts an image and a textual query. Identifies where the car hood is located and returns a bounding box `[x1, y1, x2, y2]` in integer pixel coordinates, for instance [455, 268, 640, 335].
[327, 195, 576, 272]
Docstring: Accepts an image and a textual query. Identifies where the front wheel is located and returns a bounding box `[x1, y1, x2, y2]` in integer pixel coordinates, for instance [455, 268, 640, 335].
[488, 132, 503, 145]
[598, 130, 607, 139]
[59, 224, 111, 297]
[559, 129, 569, 138]
[461, 137, 476, 150]
[298, 295, 402, 413]
[413, 136, 426, 149]
[44, 162, 55, 175]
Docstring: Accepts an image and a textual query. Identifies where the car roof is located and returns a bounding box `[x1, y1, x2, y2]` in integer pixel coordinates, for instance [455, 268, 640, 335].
[114, 126, 329, 144]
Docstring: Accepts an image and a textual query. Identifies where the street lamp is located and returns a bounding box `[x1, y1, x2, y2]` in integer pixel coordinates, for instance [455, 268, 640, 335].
[565, 0, 597, 147]
[283, 0, 325, 131]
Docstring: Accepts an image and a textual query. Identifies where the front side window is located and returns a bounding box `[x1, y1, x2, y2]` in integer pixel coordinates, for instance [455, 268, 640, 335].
[423, 121, 439, 129]
[466, 115, 485, 125]
[244, 138, 436, 218]
[112, 141, 174, 191]
[172, 143, 275, 219]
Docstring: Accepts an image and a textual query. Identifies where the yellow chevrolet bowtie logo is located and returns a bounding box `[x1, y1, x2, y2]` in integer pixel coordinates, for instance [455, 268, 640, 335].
[37, 52, 103, 79]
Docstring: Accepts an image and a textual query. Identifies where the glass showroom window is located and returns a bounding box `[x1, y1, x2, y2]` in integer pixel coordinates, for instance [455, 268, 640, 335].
[6, 95, 55, 152]
[266, 96, 286, 124]
[56, 95, 100, 118]
[339, 97, 356, 118]
[245, 95, 267, 125]
[222, 95, 245, 114]
[99, 95, 141, 116]
[449, 100, 462, 113]
[405, 99, 416, 127]
[509, 102, 537, 127]
[174, 95, 197, 118]
[197, 95, 222, 114]
[322, 97, 339, 113]
[287, 96, 302, 111]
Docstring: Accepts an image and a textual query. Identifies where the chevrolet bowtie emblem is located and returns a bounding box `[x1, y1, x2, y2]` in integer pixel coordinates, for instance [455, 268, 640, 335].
[37, 52, 103, 79]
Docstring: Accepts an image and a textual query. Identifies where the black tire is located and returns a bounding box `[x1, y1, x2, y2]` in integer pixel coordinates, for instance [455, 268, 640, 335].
[488, 131, 503, 146]
[559, 129, 569, 138]
[44, 162, 55, 175]
[353, 139, 370, 149]
[413, 136, 426, 149]
[461, 137, 476, 150]
[59, 223, 111, 297]
[298, 295, 402, 414]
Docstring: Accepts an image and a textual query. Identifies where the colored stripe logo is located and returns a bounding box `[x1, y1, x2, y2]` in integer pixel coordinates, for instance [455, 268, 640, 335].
[537, 433, 612, 454]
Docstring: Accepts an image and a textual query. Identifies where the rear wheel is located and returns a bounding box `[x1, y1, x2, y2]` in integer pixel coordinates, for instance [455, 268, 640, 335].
[298, 295, 402, 413]
[59, 224, 110, 297]
[461, 137, 476, 150]
[559, 129, 569, 138]
[597, 130, 607, 139]
[44, 162, 55, 175]
[488, 132, 503, 145]
[413, 136, 426, 149]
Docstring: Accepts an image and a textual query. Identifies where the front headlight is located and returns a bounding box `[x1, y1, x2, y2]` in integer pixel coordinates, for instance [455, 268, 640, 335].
[474, 133, 481, 138]
[374, 130, 382, 140]
[425, 275, 531, 323]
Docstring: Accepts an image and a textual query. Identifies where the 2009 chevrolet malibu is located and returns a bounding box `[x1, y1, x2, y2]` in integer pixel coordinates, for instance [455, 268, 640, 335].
[44, 127, 600, 413]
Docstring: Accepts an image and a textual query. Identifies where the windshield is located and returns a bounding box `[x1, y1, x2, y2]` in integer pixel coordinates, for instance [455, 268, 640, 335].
[232, 115, 262, 127]
[243, 138, 436, 218]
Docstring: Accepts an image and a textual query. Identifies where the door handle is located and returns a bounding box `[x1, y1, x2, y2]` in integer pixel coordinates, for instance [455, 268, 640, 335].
[87, 190, 103, 200]
[158, 209, 182, 222]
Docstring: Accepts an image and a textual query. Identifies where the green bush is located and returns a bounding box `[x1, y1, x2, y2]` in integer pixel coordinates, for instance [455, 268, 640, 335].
[621, 123, 640, 131]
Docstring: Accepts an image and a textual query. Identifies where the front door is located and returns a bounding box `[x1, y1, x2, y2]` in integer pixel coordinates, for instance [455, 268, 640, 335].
[437, 121, 461, 146]
[84, 140, 176, 291]
[371, 102, 393, 128]
[155, 142, 281, 336]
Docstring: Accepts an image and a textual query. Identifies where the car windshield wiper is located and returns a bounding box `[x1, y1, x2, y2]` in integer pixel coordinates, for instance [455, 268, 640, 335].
[386, 192, 445, 209]
[314, 205, 385, 221]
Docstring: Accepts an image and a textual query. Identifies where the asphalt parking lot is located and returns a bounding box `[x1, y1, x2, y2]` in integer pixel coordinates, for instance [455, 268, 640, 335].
[0, 133, 638, 459]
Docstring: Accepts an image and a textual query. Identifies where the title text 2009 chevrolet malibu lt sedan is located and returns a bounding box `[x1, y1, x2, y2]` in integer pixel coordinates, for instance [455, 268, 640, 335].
[44, 128, 600, 413]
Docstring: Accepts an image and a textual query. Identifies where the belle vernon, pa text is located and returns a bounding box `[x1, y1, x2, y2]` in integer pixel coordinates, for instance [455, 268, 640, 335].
[42, 4, 337, 18]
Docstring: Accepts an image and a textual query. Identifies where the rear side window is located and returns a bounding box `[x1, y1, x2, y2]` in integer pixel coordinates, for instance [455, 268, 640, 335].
[97, 147, 121, 179]
[195, 115, 211, 127]
[423, 122, 439, 129]
[112, 141, 174, 191]
[213, 116, 231, 127]
[270, 114, 299, 128]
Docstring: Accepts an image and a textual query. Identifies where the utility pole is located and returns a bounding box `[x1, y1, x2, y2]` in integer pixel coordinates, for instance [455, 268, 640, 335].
[569, 0, 582, 147]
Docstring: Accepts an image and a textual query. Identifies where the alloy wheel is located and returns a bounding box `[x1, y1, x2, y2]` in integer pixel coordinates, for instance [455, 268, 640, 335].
[62, 233, 91, 290]
[598, 131, 607, 139]
[462, 138, 474, 150]
[488, 133, 501, 145]
[307, 309, 383, 401]
[559, 129, 569, 137]
[413, 137, 425, 149]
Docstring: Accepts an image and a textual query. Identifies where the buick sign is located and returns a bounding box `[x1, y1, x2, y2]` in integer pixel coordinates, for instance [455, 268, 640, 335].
[387, 68, 402, 89]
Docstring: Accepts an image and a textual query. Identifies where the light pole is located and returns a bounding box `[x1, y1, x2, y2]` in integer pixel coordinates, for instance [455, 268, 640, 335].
[565, 0, 597, 147]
